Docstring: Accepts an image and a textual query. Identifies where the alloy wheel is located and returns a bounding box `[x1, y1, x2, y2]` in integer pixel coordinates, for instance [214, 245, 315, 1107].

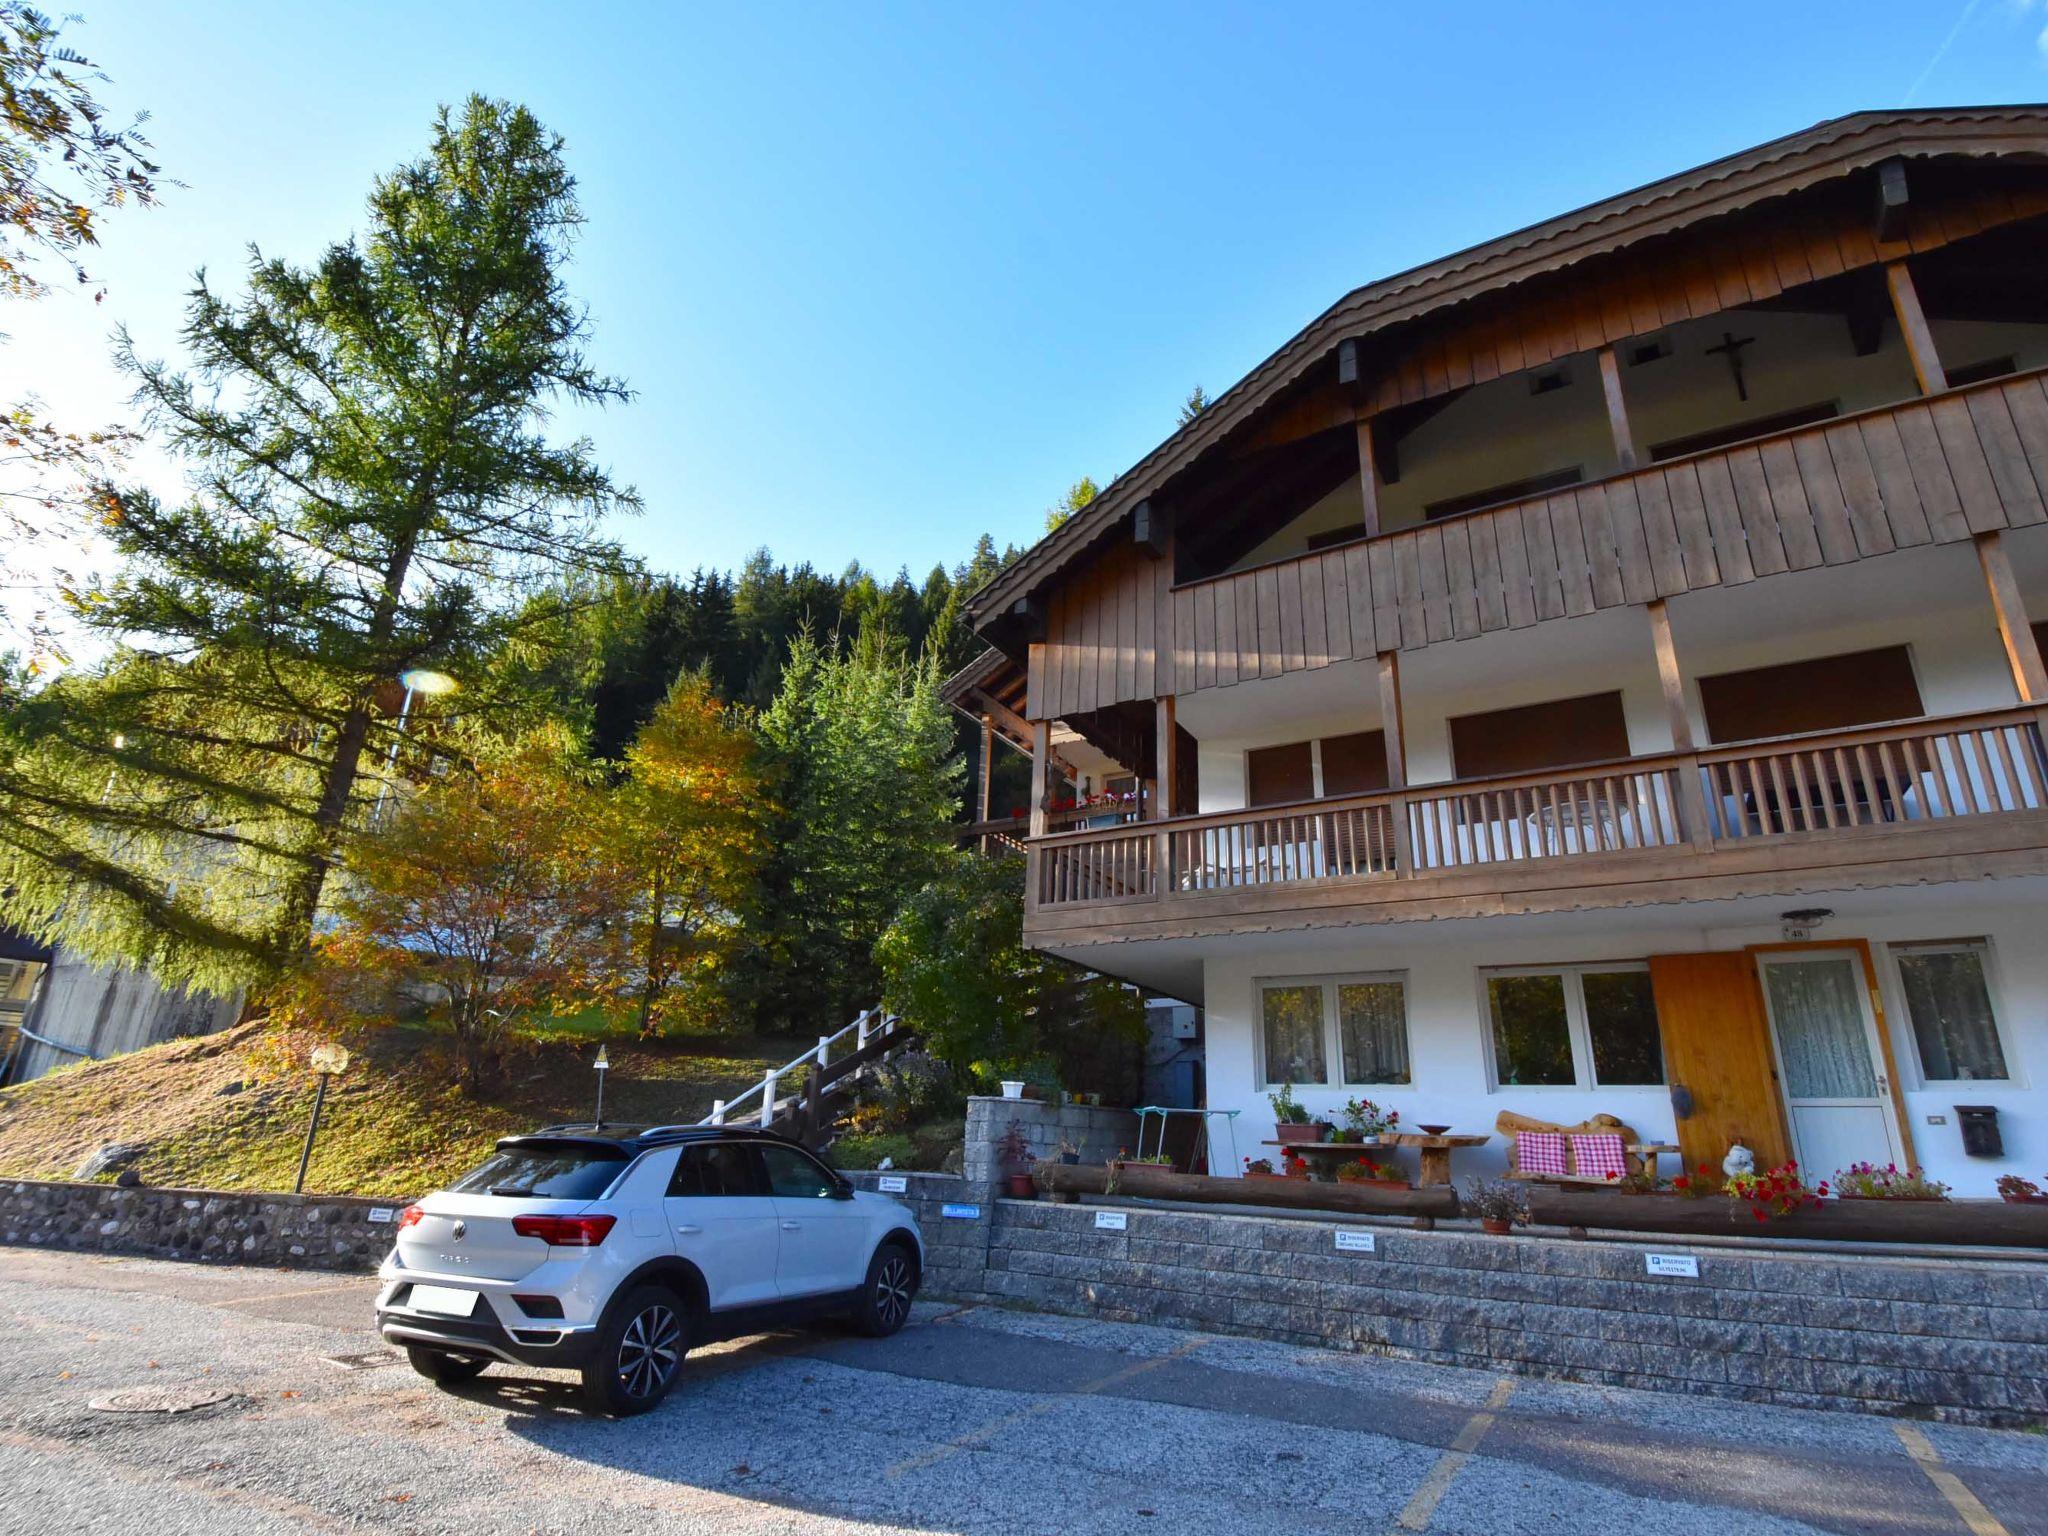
[615, 1303, 682, 1401]
[875, 1254, 912, 1329]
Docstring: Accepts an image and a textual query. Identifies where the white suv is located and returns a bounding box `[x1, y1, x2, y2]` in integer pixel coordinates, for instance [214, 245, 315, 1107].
[375, 1124, 922, 1415]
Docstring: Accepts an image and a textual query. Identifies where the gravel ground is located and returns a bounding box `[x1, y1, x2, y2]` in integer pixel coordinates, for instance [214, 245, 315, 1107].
[0, 1247, 2042, 1534]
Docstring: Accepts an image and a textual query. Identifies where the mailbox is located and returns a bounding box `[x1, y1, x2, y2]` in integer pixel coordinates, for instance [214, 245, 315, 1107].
[1956, 1105, 2002, 1158]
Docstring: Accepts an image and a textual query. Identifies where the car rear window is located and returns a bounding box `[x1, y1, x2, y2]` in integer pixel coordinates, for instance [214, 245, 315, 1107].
[450, 1145, 628, 1200]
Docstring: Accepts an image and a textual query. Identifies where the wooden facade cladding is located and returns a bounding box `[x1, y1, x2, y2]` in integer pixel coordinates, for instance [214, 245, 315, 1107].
[1357, 178, 2048, 416]
[1030, 366, 2048, 722]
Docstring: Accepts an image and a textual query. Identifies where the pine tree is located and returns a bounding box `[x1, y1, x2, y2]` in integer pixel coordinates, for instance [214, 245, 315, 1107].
[0, 97, 633, 987]
[1178, 384, 1212, 425]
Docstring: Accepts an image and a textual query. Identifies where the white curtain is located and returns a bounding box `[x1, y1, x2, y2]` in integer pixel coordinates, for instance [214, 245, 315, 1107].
[1763, 959, 1876, 1099]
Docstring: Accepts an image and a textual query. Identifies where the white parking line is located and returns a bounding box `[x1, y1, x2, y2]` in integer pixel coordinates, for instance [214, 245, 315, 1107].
[1894, 1422, 2011, 1536]
[1391, 1377, 1515, 1532]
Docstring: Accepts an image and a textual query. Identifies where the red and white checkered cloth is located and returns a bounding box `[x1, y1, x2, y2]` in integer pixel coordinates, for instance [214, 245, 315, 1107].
[1571, 1133, 1628, 1181]
[1515, 1130, 1568, 1177]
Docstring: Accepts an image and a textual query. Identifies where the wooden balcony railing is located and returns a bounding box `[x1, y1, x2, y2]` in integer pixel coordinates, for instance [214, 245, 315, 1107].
[1028, 708, 2048, 910]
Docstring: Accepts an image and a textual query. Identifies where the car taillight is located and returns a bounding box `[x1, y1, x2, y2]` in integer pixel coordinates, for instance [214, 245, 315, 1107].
[511, 1214, 616, 1247]
[396, 1204, 425, 1231]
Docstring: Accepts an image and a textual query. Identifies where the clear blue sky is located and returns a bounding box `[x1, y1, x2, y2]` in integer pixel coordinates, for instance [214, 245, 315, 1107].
[13, 1, 2048, 595]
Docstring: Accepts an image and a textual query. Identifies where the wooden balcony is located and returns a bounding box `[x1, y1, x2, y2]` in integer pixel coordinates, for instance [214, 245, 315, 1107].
[1023, 708, 2048, 946]
[1028, 366, 2048, 721]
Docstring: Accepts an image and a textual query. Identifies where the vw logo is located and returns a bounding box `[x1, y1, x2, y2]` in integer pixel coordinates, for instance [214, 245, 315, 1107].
[450, 1220, 467, 1241]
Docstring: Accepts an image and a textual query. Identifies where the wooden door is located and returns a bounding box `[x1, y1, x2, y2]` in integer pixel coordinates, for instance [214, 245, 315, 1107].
[1649, 952, 1793, 1177]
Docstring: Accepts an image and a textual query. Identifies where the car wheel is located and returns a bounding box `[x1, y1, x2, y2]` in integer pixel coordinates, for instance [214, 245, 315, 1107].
[405, 1345, 490, 1385]
[852, 1240, 918, 1337]
[580, 1284, 689, 1417]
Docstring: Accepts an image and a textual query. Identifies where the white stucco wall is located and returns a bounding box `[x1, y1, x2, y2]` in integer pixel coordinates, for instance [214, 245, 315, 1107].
[1201, 893, 2048, 1198]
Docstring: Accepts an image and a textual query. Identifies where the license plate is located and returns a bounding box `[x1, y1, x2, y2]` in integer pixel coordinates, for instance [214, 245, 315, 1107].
[408, 1284, 478, 1317]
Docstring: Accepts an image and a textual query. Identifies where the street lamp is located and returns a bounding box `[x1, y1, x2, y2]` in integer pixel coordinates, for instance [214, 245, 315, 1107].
[294, 1041, 351, 1194]
[592, 1043, 610, 1128]
[372, 669, 459, 822]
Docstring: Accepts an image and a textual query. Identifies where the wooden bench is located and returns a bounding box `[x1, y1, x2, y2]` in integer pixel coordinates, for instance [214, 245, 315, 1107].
[1495, 1110, 1678, 1186]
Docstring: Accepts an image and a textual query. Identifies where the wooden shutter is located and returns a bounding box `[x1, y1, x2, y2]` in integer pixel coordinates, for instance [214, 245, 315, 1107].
[1319, 730, 1389, 795]
[1696, 646, 1922, 744]
[1448, 691, 1629, 778]
[1246, 741, 1313, 807]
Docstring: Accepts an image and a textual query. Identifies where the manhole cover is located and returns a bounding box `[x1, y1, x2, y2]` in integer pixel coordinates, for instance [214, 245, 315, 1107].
[88, 1386, 241, 1415]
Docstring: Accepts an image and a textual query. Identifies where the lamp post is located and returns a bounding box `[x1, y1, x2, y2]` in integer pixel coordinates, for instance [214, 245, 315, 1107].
[295, 1042, 351, 1194]
[372, 668, 458, 823]
[592, 1043, 610, 1129]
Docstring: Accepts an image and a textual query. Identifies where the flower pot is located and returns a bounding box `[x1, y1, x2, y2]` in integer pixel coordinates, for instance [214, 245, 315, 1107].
[1273, 1123, 1320, 1145]
[1006, 1172, 1037, 1198]
[1313, 1121, 1338, 1142]
[1480, 1218, 1513, 1236]
[1339, 1178, 1411, 1191]
[1058, 1153, 1080, 1166]
[999, 1080, 1025, 1100]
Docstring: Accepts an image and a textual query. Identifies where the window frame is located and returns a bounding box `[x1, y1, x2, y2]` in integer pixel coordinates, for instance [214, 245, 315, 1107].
[1253, 971, 1412, 1090]
[1883, 937, 2021, 1089]
[1478, 961, 1663, 1092]
[665, 1140, 769, 1199]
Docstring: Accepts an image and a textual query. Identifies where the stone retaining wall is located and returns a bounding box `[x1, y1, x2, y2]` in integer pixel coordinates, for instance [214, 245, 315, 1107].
[9, 1170, 2042, 1424]
[0, 1178, 406, 1271]
[845, 1174, 2047, 1426]
[961, 1096, 1139, 1186]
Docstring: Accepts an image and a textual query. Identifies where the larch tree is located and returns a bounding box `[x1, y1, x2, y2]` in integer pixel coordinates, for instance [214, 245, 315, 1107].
[0, 96, 634, 989]
[602, 673, 767, 1037]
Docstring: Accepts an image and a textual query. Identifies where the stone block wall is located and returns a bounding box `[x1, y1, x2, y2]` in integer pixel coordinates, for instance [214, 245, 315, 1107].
[0, 1178, 406, 1271]
[9, 1168, 2043, 1424]
[961, 1096, 1139, 1188]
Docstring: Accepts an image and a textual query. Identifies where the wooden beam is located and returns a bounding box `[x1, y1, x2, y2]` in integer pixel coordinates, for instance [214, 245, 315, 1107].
[1132, 498, 1168, 558]
[1028, 716, 1051, 840]
[1152, 696, 1177, 821]
[1874, 157, 1910, 245]
[1376, 650, 1407, 790]
[1886, 260, 1945, 396]
[1597, 345, 1637, 469]
[1645, 599, 1693, 751]
[1355, 415, 1385, 538]
[978, 715, 995, 823]
[1976, 530, 2048, 704]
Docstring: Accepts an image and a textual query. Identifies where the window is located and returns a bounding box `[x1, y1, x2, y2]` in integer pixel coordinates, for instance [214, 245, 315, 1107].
[1484, 964, 1663, 1089]
[453, 1144, 629, 1200]
[759, 1144, 840, 1199]
[1648, 401, 1838, 462]
[1894, 940, 2011, 1083]
[1247, 733, 1389, 806]
[1258, 975, 1410, 1087]
[1449, 691, 1630, 779]
[1424, 465, 1582, 521]
[667, 1142, 762, 1198]
[1697, 647, 1922, 744]
[1320, 731, 1389, 796]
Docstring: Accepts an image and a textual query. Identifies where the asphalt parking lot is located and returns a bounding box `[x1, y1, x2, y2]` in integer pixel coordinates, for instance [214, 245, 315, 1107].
[0, 1246, 2043, 1535]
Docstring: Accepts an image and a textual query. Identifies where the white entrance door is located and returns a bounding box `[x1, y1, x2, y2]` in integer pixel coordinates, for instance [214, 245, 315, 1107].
[1755, 950, 1903, 1180]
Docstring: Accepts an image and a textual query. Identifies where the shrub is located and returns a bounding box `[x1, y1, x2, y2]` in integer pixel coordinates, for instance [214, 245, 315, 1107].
[1831, 1162, 1950, 1200]
[830, 1133, 915, 1171]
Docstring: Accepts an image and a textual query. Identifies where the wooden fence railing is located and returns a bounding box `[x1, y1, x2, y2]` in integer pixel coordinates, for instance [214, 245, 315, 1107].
[1028, 708, 2048, 909]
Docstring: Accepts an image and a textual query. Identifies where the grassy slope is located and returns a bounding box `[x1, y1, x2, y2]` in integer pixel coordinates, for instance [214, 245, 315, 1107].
[0, 1020, 802, 1198]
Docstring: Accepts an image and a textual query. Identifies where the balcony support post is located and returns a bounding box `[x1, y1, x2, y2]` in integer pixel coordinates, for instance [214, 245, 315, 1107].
[1975, 530, 2048, 706]
[1377, 650, 1415, 874]
[1025, 641, 1049, 909]
[1597, 345, 1638, 469]
[1885, 259, 1946, 396]
[977, 714, 995, 850]
[1354, 414, 1384, 537]
[1647, 599, 1714, 850]
[1153, 695, 1176, 895]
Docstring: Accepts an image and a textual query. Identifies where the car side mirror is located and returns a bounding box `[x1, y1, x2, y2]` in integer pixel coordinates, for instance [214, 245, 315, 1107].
[830, 1180, 855, 1201]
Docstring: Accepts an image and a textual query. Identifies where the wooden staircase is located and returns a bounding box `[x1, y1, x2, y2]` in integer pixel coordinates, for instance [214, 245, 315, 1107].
[697, 1007, 917, 1150]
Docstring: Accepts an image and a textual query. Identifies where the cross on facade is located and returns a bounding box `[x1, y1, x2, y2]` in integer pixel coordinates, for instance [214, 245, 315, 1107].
[1706, 329, 1758, 401]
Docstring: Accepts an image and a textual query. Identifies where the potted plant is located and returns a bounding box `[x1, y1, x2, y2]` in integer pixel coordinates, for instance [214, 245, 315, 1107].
[1054, 1137, 1081, 1166]
[1460, 1176, 1527, 1235]
[1339, 1096, 1400, 1144]
[1997, 1174, 2048, 1205]
[999, 1079, 1025, 1100]
[1334, 1157, 1409, 1190]
[1269, 1082, 1321, 1145]
[1723, 1160, 1826, 1221]
[996, 1120, 1036, 1198]
[1604, 1169, 1667, 1196]
[1831, 1163, 1951, 1201]
[1242, 1157, 1282, 1180]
